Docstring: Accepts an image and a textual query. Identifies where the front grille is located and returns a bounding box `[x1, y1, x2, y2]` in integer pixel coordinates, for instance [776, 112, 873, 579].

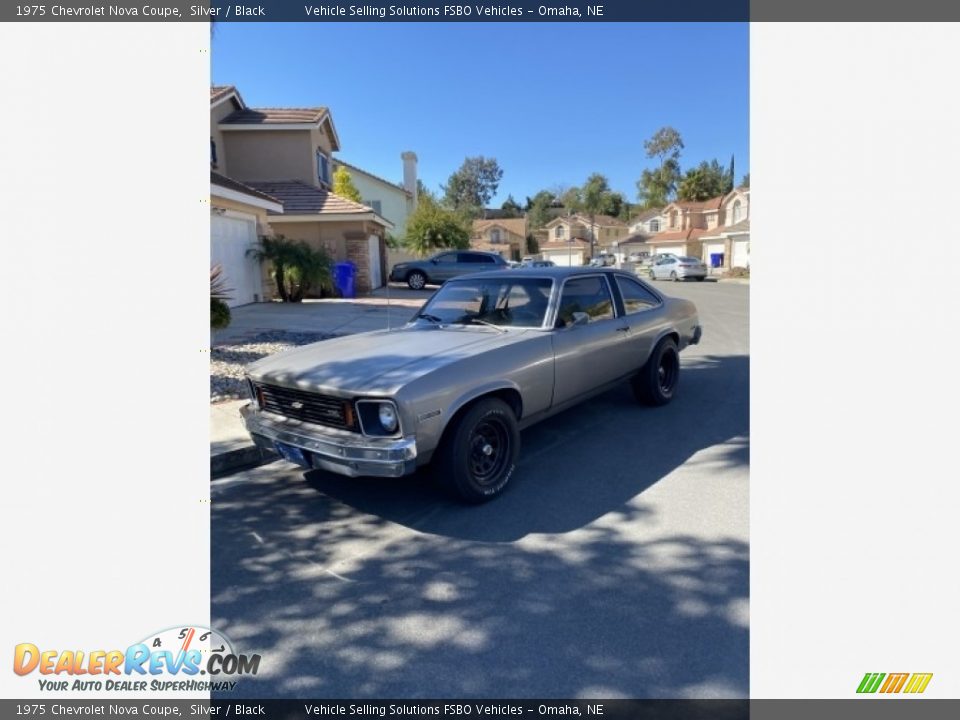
[256, 384, 355, 431]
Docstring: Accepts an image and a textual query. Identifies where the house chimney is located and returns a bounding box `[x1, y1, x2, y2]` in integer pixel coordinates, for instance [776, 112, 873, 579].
[401, 151, 418, 208]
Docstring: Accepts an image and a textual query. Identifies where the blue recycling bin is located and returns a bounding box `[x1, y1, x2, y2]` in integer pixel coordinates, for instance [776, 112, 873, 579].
[710, 253, 724, 269]
[333, 261, 357, 298]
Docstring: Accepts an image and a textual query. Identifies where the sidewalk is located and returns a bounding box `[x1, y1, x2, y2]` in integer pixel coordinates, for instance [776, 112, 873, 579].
[210, 286, 430, 476]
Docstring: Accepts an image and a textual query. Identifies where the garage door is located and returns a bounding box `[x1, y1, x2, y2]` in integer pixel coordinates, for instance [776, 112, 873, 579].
[545, 249, 583, 267]
[732, 239, 750, 268]
[653, 244, 685, 257]
[704, 242, 725, 268]
[211, 213, 262, 308]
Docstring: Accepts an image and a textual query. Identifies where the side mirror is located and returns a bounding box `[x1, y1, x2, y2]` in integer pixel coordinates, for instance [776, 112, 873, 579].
[571, 312, 590, 327]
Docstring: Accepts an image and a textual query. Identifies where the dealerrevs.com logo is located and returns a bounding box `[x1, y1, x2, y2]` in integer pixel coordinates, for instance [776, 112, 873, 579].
[857, 672, 933, 695]
[13, 626, 260, 693]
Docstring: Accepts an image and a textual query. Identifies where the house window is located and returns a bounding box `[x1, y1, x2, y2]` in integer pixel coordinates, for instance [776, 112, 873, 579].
[669, 210, 678, 229]
[491, 229, 501, 244]
[732, 199, 742, 224]
[317, 150, 330, 186]
[649, 219, 660, 232]
[364, 199, 382, 215]
[555, 226, 565, 239]
[210, 138, 218, 167]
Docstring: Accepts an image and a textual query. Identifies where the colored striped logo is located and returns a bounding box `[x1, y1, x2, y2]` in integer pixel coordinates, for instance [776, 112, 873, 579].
[857, 672, 933, 694]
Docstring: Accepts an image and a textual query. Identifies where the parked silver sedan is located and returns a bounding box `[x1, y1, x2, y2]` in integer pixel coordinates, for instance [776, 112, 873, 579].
[648, 255, 707, 281]
[242, 267, 701, 503]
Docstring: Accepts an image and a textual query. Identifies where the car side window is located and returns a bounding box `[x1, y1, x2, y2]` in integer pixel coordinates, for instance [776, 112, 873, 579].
[555, 276, 615, 328]
[436, 253, 457, 264]
[616, 276, 661, 315]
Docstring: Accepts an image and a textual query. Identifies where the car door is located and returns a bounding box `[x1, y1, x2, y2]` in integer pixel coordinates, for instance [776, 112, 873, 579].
[656, 256, 675, 279]
[430, 252, 459, 281]
[551, 274, 631, 406]
[459, 252, 500, 276]
[613, 274, 668, 366]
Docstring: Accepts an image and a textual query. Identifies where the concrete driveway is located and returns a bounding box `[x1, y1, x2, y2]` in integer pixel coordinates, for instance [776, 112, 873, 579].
[212, 284, 434, 344]
[211, 281, 749, 699]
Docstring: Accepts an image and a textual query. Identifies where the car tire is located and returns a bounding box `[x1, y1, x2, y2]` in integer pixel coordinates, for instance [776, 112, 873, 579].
[632, 337, 680, 407]
[671, 271, 679, 282]
[435, 398, 520, 503]
[649, 271, 656, 281]
[407, 271, 427, 290]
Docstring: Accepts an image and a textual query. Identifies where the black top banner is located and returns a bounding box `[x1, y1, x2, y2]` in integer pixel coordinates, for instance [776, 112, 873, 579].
[4, 0, 960, 21]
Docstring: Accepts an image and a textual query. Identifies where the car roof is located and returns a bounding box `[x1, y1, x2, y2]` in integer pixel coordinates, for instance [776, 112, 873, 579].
[433, 249, 503, 257]
[451, 266, 633, 281]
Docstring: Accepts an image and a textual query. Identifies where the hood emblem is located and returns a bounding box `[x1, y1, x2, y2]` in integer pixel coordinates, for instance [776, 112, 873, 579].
[290, 401, 304, 410]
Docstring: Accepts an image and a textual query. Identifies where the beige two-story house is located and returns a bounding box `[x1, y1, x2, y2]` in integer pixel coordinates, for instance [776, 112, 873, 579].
[470, 218, 527, 260]
[699, 187, 750, 269]
[209, 85, 392, 298]
[543, 213, 628, 256]
[644, 188, 750, 269]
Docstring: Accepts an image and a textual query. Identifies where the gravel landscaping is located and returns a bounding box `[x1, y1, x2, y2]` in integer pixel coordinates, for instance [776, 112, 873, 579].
[210, 330, 340, 402]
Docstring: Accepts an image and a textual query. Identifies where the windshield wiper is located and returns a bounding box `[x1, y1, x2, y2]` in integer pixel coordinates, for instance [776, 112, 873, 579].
[458, 315, 507, 333]
[416, 312, 444, 324]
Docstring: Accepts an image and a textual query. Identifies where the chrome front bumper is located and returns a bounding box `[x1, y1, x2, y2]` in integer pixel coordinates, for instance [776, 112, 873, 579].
[241, 404, 418, 478]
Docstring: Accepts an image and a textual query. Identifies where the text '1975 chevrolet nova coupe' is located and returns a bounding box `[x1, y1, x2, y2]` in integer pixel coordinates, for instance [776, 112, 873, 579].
[241, 266, 702, 502]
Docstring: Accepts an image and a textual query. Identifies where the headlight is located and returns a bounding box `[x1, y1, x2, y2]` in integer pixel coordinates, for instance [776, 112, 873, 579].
[378, 403, 398, 433]
[356, 400, 401, 436]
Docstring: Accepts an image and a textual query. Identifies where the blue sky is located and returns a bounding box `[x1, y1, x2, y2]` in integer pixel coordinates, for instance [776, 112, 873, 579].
[212, 22, 748, 206]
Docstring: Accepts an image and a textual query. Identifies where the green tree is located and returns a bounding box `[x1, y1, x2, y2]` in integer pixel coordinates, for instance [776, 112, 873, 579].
[403, 195, 470, 256]
[442, 156, 504, 215]
[726, 154, 736, 194]
[332, 165, 362, 203]
[417, 178, 437, 202]
[500, 194, 523, 218]
[568, 173, 618, 259]
[636, 126, 684, 207]
[740, 172, 750, 188]
[677, 159, 731, 201]
[525, 190, 556, 230]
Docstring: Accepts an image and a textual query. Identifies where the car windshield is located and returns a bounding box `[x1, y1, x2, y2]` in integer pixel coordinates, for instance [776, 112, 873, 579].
[416, 277, 554, 329]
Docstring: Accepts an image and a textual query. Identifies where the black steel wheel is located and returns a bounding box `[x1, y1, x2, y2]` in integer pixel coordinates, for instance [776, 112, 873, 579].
[632, 337, 680, 406]
[435, 397, 520, 503]
[407, 271, 427, 290]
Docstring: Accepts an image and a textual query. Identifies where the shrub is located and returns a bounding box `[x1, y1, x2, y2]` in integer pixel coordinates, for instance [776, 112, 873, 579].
[247, 236, 333, 302]
[210, 265, 232, 328]
[725, 266, 750, 278]
[210, 298, 231, 329]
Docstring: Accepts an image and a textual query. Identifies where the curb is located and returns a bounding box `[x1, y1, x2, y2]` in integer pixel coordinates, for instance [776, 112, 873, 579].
[211, 444, 273, 478]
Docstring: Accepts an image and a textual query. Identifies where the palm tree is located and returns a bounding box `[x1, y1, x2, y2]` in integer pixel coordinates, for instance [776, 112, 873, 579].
[210, 264, 232, 329]
[246, 236, 332, 302]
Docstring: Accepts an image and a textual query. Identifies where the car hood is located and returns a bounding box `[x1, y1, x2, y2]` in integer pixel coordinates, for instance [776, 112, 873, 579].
[245, 325, 533, 395]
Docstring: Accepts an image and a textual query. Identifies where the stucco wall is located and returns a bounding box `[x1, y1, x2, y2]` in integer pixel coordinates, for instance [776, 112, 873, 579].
[222, 130, 315, 185]
[344, 170, 411, 239]
[210, 97, 240, 176]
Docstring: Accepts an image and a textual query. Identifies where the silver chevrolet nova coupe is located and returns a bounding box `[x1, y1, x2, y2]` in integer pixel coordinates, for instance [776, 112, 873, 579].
[241, 266, 702, 502]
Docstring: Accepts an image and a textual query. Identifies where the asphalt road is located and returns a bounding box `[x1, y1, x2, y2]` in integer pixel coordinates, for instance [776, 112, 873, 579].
[211, 279, 749, 699]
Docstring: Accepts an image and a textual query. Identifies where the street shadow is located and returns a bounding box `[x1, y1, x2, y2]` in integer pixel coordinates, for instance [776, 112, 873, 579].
[211, 354, 749, 698]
